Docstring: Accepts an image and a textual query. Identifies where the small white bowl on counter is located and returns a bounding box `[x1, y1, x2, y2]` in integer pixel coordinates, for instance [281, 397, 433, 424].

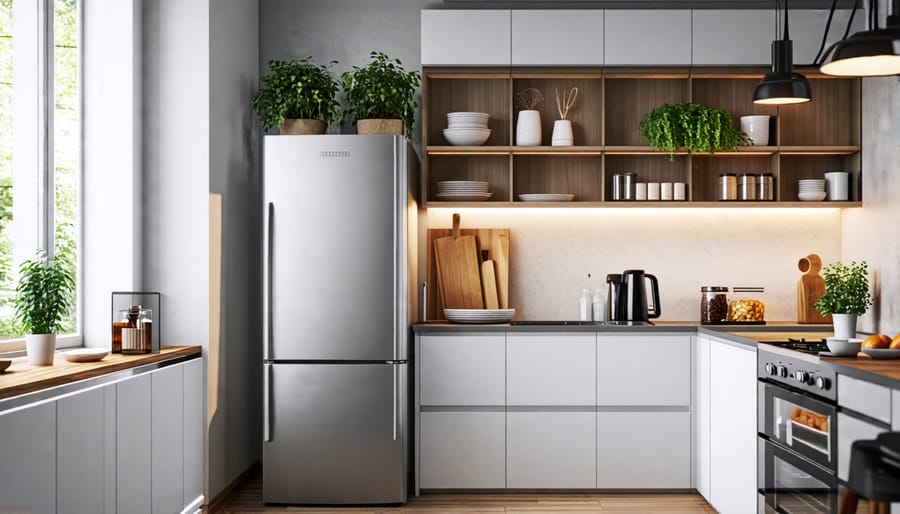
[825, 337, 862, 357]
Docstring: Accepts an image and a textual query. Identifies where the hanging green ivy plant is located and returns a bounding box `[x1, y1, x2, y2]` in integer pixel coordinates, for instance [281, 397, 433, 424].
[639, 103, 750, 161]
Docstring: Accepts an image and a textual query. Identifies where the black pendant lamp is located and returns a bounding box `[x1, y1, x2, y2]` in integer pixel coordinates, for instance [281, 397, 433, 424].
[754, 0, 813, 105]
[820, 0, 900, 76]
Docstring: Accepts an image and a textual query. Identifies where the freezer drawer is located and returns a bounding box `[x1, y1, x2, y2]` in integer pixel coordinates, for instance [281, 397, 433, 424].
[263, 363, 407, 504]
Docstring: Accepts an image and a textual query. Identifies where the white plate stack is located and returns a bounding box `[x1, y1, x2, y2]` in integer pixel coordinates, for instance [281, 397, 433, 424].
[436, 180, 493, 201]
[444, 308, 516, 324]
[798, 179, 826, 201]
[444, 112, 491, 146]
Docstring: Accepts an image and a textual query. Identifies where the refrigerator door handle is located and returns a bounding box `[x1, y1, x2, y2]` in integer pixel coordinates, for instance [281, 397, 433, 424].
[392, 364, 398, 441]
[264, 363, 273, 442]
[264, 202, 274, 360]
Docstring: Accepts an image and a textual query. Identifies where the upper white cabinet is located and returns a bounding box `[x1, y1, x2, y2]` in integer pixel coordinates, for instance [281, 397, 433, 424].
[597, 335, 691, 406]
[511, 10, 604, 66]
[507, 333, 595, 406]
[605, 10, 692, 66]
[692, 10, 774, 65]
[419, 334, 505, 406]
[421, 10, 511, 66]
[792, 10, 865, 66]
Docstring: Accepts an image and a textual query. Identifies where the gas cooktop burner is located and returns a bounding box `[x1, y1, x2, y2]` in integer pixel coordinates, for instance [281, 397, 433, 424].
[764, 337, 828, 355]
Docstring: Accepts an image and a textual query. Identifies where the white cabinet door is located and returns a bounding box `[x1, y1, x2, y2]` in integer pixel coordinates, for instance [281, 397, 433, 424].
[792, 10, 865, 66]
[152, 364, 184, 514]
[118, 373, 152, 514]
[507, 333, 595, 406]
[421, 10, 511, 66]
[183, 359, 203, 508]
[838, 412, 888, 482]
[512, 10, 604, 65]
[693, 11, 774, 65]
[0, 402, 56, 513]
[597, 335, 691, 406]
[838, 373, 892, 424]
[709, 340, 758, 514]
[694, 336, 711, 501]
[604, 10, 691, 66]
[596, 411, 691, 488]
[57, 386, 108, 514]
[507, 411, 596, 488]
[419, 334, 505, 406]
[419, 411, 505, 489]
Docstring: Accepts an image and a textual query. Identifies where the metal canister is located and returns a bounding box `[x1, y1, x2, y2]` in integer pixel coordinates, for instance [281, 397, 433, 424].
[740, 173, 757, 201]
[612, 174, 624, 200]
[719, 173, 737, 201]
[757, 173, 774, 201]
[612, 172, 636, 200]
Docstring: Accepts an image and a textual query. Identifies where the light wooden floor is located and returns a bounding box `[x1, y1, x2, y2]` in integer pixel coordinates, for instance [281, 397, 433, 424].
[213, 471, 716, 513]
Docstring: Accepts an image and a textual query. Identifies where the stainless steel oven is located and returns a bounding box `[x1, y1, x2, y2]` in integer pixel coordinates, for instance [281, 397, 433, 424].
[757, 340, 838, 514]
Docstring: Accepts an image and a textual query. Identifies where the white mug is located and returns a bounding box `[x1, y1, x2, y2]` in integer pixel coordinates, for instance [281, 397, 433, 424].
[647, 182, 660, 201]
[740, 115, 771, 146]
[824, 171, 849, 201]
[635, 182, 647, 200]
[674, 182, 686, 201]
[661, 182, 674, 201]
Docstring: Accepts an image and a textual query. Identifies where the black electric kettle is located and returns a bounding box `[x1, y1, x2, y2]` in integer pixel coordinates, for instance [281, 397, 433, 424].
[607, 270, 661, 322]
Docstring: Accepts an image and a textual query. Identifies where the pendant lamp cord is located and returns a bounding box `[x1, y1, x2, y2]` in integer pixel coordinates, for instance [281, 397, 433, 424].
[813, 0, 839, 64]
[813, 0, 861, 66]
[784, 0, 791, 40]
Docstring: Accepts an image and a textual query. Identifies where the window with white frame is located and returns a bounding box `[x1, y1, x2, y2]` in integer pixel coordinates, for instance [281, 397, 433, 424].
[0, 0, 80, 346]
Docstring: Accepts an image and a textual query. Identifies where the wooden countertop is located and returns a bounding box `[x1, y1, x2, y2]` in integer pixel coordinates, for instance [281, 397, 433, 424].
[0, 346, 201, 401]
[820, 355, 900, 382]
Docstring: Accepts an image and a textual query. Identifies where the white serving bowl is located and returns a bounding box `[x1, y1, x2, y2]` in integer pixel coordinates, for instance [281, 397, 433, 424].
[443, 127, 491, 146]
[798, 191, 827, 201]
[826, 337, 863, 356]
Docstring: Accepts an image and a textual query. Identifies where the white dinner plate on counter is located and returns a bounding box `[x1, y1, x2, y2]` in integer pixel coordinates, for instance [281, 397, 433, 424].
[61, 348, 110, 363]
[444, 308, 516, 324]
[860, 348, 900, 359]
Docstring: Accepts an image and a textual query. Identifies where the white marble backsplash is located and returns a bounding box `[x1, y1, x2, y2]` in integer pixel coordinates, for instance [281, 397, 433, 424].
[428, 208, 842, 322]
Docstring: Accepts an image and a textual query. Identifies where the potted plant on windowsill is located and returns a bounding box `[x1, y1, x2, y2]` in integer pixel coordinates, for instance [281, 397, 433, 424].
[639, 103, 750, 161]
[341, 51, 420, 136]
[812, 260, 872, 338]
[251, 57, 341, 135]
[14, 250, 75, 365]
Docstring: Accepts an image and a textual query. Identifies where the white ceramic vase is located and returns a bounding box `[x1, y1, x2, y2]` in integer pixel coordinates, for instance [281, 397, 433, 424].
[832, 313, 857, 339]
[551, 119, 574, 146]
[740, 115, 771, 146]
[26, 333, 56, 365]
[516, 110, 542, 146]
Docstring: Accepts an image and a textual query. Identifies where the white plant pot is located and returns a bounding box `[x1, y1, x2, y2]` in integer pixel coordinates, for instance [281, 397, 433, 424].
[26, 333, 56, 366]
[516, 110, 542, 146]
[832, 313, 858, 339]
[551, 119, 574, 146]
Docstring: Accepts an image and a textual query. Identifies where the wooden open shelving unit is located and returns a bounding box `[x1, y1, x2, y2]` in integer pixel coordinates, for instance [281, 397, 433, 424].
[421, 66, 862, 208]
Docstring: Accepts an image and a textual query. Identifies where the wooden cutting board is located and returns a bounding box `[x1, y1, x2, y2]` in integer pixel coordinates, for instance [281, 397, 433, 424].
[798, 254, 832, 324]
[433, 213, 484, 311]
[427, 220, 510, 320]
[481, 260, 499, 310]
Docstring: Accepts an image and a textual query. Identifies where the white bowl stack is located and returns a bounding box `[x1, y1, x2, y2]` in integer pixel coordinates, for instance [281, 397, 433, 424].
[436, 180, 492, 201]
[798, 179, 826, 201]
[444, 112, 491, 146]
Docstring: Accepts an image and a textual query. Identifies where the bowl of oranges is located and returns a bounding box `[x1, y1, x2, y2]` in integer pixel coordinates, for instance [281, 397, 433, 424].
[859, 333, 900, 359]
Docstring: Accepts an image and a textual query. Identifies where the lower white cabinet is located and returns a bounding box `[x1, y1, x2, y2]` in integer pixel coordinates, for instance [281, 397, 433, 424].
[507, 411, 596, 488]
[0, 401, 56, 513]
[152, 364, 185, 514]
[837, 411, 889, 482]
[57, 386, 109, 513]
[596, 411, 691, 488]
[419, 411, 505, 489]
[597, 335, 691, 406]
[708, 340, 758, 514]
[117, 373, 152, 514]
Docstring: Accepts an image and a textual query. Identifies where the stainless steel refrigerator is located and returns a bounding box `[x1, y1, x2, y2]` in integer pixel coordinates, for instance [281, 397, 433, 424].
[262, 134, 417, 504]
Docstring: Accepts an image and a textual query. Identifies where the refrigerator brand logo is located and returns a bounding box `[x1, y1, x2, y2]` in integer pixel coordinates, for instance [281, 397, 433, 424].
[320, 150, 351, 158]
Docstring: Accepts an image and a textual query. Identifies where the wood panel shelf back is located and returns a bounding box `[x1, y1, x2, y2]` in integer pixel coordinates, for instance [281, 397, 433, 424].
[421, 67, 862, 208]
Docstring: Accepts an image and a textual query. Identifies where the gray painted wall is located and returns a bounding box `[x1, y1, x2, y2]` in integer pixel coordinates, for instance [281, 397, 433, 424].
[209, 0, 262, 501]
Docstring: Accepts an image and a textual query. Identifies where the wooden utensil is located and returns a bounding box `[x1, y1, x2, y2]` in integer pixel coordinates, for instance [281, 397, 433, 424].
[494, 232, 510, 309]
[481, 260, 499, 310]
[433, 213, 484, 310]
[798, 254, 832, 324]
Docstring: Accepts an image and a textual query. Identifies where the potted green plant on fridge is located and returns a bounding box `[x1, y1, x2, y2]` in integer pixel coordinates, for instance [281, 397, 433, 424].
[639, 103, 750, 161]
[251, 57, 341, 134]
[341, 51, 421, 136]
[14, 250, 75, 365]
[812, 260, 872, 338]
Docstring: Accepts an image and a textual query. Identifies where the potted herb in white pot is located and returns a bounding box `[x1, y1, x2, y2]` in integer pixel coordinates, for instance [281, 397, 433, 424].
[14, 251, 75, 365]
[341, 51, 421, 136]
[812, 260, 872, 338]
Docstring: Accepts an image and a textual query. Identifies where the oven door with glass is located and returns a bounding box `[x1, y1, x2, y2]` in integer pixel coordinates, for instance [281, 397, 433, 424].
[758, 381, 836, 471]
[758, 437, 838, 514]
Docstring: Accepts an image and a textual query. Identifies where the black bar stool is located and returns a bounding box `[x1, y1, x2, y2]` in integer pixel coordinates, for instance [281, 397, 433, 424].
[839, 432, 900, 514]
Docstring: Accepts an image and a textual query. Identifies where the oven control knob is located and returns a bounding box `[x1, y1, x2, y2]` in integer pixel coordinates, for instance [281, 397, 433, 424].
[815, 376, 831, 390]
[795, 371, 810, 383]
[765, 362, 777, 375]
[778, 365, 788, 378]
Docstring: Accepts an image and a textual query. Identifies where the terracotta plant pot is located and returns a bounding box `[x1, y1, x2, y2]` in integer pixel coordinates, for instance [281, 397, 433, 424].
[357, 119, 403, 135]
[279, 119, 326, 135]
[26, 333, 56, 366]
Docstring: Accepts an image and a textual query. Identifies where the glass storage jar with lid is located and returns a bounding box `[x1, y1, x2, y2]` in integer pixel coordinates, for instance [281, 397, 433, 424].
[700, 286, 729, 324]
[728, 287, 766, 323]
